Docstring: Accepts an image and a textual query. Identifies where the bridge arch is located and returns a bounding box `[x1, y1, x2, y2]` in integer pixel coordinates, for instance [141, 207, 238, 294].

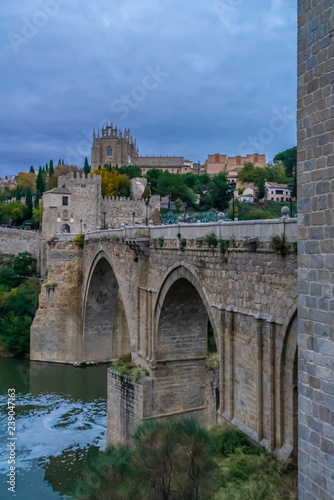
[279, 309, 298, 459]
[153, 264, 219, 420]
[155, 262, 218, 347]
[83, 251, 130, 362]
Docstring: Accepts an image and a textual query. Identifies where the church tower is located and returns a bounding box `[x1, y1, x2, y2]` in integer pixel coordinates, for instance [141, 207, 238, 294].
[91, 123, 139, 171]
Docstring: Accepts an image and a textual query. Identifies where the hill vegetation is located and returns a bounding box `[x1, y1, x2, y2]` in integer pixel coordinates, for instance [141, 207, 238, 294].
[0, 252, 40, 356]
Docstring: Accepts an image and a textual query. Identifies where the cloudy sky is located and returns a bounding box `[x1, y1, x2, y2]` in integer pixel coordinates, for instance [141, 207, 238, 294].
[0, 0, 297, 177]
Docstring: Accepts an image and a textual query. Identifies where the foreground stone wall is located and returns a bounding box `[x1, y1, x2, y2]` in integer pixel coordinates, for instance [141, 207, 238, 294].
[298, 1, 334, 498]
[0, 228, 47, 275]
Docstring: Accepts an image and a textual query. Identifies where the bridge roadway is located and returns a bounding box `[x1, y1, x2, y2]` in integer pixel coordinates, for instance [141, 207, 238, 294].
[31, 218, 297, 458]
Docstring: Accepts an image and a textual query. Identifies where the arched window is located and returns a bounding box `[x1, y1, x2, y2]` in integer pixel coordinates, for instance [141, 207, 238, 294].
[215, 154, 220, 163]
[106, 146, 112, 156]
[236, 157, 241, 165]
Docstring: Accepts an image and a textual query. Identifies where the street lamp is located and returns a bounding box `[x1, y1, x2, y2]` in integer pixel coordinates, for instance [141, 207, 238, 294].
[79, 219, 82, 233]
[287, 182, 294, 218]
[145, 199, 149, 225]
[229, 180, 237, 220]
[102, 211, 106, 229]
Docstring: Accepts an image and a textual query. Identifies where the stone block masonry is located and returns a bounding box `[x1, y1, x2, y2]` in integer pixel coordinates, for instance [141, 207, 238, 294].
[297, 1, 334, 498]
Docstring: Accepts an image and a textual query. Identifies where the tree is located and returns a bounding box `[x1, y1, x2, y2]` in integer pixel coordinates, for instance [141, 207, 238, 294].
[83, 157, 90, 177]
[34, 190, 41, 208]
[237, 162, 265, 184]
[25, 189, 33, 219]
[36, 167, 45, 194]
[12, 252, 35, 277]
[49, 160, 54, 178]
[257, 178, 266, 200]
[29, 166, 35, 174]
[118, 165, 142, 179]
[94, 169, 130, 198]
[156, 172, 196, 210]
[203, 172, 232, 211]
[273, 146, 297, 177]
[0, 201, 25, 225]
[33, 201, 43, 225]
[145, 169, 162, 194]
[15, 172, 36, 194]
[15, 186, 21, 201]
[141, 185, 151, 200]
[265, 163, 289, 183]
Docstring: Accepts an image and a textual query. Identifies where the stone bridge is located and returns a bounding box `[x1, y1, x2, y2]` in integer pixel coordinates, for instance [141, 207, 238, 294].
[31, 218, 298, 458]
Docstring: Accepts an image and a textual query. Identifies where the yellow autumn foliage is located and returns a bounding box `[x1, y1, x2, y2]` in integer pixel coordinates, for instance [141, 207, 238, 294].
[93, 169, 130, 198]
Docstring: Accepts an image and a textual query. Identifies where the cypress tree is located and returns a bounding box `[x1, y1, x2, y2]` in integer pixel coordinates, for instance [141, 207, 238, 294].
[34, 190, 41, 208]
[45, 162, 49, 172]
[29, 166, 35, 174]
[15, 186, 21, 201]
[36, 167, 45, 194]
[84, 157, 90, 177]
[62, 159, 64, 165]
[25, 189, 33, 219]
[58, 158, 61, 165]
[49, 160, 54, 177]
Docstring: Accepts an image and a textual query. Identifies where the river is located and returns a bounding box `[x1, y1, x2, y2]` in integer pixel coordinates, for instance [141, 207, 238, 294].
[0, 358, 109, 500]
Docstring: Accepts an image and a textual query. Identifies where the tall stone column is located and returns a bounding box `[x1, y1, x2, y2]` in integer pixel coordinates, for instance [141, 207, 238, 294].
[297, 1, 334, 498]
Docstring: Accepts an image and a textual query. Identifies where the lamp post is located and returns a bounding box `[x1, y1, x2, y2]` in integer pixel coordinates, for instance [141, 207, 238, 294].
[132, 211, 136, 226]
[79, 219, 82, 233]
[101, 211, 106, 230]
[145, 199, 149, 225]
[229, 180, 236, 220]
[288, 182, 294, 218]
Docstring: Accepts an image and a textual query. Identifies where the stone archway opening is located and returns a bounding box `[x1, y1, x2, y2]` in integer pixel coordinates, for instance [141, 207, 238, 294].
[60, 223, 70, 233]
[83, 256, 130, 362]
[156, 277, 218, 423]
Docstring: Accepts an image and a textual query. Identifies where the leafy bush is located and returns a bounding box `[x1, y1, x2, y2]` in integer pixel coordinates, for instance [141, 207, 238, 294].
[180, 238, 187, 249]
[218, 239, 230, 252]
[205, 233, 218, 248]
[111, 354, 148, 380]
[73, 233, 85, 248]
[206, 352, 220, 370]
[0, 276, 41, 355]
[209, 427, 257, 457]
[12, 252, 35, 276]
[270, 235, 289, 256]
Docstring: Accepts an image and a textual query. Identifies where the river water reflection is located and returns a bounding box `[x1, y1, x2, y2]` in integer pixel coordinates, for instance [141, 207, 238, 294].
[0, 358, 109, 499]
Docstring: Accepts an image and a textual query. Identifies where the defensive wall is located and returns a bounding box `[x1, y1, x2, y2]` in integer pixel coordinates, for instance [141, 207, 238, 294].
[0, 227, 47, 275]
[31, 218, 298, 459]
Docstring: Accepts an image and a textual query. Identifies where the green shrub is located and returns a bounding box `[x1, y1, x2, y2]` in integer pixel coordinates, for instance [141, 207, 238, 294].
[73, 233, 85, 248]
[12, 252, 35, 276]
[205, 233, 218, 248]
[218, 239, 230, 252]
[270, 235, 289, 256]
[206, 352, 220, 370]
[209, 427, 257, 457]
[180, 238, 187, 249]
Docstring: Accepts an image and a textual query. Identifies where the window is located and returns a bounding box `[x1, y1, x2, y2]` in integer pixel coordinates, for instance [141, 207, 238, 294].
[276, 190, 283, 194]
[106, 146, 112, 156]
[62, 196, 68, 206]
[236, 157, 241, 165]
[254, 155, 258, 163]
[215, 154, 220, 163]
